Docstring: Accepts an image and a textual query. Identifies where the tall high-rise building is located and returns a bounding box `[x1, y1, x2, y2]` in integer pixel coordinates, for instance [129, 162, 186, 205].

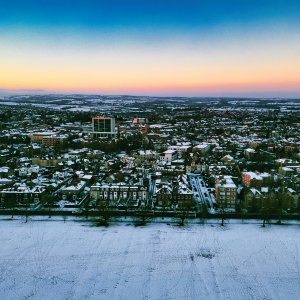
[92, 116, 116, 138]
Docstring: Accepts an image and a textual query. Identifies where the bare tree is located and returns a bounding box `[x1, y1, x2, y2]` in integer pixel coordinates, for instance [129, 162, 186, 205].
[220, 198, 225, 227]
[98, 187, 111, 226]
[261, 195, 271, 227]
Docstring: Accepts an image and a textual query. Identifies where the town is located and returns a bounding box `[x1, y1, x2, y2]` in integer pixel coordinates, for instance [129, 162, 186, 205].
[0, 95, 299, 223]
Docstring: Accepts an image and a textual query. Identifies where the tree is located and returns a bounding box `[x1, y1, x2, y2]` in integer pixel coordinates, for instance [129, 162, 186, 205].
[199, 202, 208, 224]
[219, 197, 225, 227]
[261, 195, 271, 227]
[42, 193, 54, 218]
[97, 188, 111, 226]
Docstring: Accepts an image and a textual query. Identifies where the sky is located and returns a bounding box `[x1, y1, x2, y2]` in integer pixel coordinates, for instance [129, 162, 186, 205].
[1, 0, 300, 97]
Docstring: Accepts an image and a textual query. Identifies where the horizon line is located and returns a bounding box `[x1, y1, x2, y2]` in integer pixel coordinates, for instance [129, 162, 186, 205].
[1, 90, 300, 100]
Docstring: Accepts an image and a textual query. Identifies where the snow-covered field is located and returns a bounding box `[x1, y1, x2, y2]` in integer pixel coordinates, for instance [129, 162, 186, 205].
[0, 218, 299, 300]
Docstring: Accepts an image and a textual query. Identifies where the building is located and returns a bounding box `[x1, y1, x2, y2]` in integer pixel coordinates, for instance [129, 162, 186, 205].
[168, 144, 191, 155]
[0, 167, 12, 178]
[243, 187, 300, 212]
[161, 150, 178, 162]
[242, 172, 271, 188]
[215, 176, 237, 209]
[278, 166, 296, 177]
[92, 116, 116, 138]
[155, 181, 194, 211]
[41, 135, 68, 148]
[32, 157, 62, 167]
[193, 144, 211, 154]
[132, 118, 148, 124]
[176, 183, 194, 210]
[29, 132, 68, 148]
[136, 150, 159, 161]
[244, 148, 256, 159]
[29, 131, 56, 143]
[0, 185, 46, 208]
[90, 184, 148, 207]
[243, 188, 264, 212]
[60, 181, 86, 203]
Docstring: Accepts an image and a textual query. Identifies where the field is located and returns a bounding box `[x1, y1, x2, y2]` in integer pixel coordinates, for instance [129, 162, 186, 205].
[0, 217, 299, 300]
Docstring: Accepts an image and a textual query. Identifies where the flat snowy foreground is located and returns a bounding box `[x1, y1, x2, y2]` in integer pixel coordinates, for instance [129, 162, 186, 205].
[0, 218, 299, 300]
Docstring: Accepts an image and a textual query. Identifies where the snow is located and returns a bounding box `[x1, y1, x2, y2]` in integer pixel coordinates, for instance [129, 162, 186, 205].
[0, 218, 299, 300]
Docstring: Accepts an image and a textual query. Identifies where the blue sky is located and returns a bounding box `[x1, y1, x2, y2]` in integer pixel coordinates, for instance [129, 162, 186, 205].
[2, 1, 300, 34]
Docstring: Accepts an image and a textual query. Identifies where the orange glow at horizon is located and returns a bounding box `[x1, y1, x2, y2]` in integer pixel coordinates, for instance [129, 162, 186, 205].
[1, 31, 300, 96]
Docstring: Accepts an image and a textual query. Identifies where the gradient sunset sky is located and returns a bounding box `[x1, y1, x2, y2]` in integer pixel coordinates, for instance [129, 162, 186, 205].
[1, 0, 300, 97]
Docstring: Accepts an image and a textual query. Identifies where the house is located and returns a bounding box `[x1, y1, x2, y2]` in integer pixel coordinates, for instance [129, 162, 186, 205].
[161, 150, 178, 162]
[155, 180, 194, 211]
[0, 185, 46, 208]
[242, 172, 271, 188]
[193, 144, 210, 154]
[60, 181, 86, 202]
[244, 148, 256, 159]
[90, 184, 148, 207]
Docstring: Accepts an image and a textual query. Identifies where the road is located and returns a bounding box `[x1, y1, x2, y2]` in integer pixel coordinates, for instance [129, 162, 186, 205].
[188, 174, 215, 212]
[148, 175, 156, 208]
